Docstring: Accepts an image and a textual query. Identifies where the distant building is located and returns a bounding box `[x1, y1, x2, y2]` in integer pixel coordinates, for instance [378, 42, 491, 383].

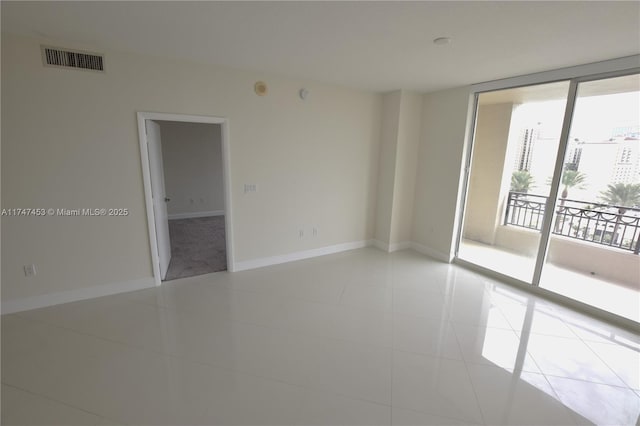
[569, 137, 639, 200]
[611, 138, 639, 184]
[514, 127, 539, 172]
[509, 119, 640, 201]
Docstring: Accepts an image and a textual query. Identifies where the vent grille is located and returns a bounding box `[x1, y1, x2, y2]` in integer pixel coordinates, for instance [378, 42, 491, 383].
[42, 46, 104, 72]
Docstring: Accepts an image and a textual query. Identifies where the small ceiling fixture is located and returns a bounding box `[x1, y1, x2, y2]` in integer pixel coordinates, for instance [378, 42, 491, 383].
[299, 88, 309, 100]
[254, 81, 268, 96]
[433, 37, 452, 45]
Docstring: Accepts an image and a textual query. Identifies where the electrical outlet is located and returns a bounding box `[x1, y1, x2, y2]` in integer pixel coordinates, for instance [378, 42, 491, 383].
[299, 229, 304, 238]
[313, 227, 318, 236]
[244, 184, 257, 194]
[24, 264, 37, 277]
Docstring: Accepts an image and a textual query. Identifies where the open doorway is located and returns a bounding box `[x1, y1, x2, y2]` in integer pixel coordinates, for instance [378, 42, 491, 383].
[160, 121, 227, 280]
[137, 113, 234, 285]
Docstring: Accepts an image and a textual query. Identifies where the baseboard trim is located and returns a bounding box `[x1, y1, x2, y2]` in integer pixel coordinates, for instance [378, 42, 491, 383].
[372, 240, 411, 253]
[372, 239, 389, 252]
[1, 277, 156, 315]
[389, 241, 411, 252]
[233, 240, 373, 272]
[168, 210, 224, 220]
[1, 241, 449, 313]
[410, 242, 453, 263]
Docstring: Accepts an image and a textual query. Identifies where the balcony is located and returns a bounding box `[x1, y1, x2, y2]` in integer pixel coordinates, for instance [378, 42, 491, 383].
[459, 239, 640, 322]
[460, 191, 640, 323]
[505, 191, 640, 254]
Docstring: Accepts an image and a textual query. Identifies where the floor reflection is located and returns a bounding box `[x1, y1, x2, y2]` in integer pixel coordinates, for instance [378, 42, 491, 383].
[475, 283, 640, 425]
[2, 248, 638, 425]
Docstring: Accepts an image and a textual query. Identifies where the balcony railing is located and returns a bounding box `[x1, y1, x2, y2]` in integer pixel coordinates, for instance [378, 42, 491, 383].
[504, 191, 640, 254]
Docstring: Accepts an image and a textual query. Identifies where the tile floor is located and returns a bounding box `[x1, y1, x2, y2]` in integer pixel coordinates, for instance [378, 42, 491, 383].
[2, 248, 639, 425]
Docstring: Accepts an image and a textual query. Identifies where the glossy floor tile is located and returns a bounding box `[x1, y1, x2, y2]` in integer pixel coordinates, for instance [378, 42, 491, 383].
[2, 248, 639, 425]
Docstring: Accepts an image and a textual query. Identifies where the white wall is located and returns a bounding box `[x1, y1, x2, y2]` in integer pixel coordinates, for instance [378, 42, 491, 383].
[158, 121, 224, 218]
[1, 33, 381, 306]
[463, 103, 514, 245]
[412, 86, 473, 261]
[374, 90, 422, 250]
[390, 91, 422, 245]
[374, 91, 401, 246]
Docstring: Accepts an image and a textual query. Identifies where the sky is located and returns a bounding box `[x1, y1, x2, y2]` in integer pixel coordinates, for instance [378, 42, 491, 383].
[518, 91, 640, 142]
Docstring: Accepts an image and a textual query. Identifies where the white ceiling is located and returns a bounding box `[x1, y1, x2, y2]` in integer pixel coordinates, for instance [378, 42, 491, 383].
[2, 1, 639, 92]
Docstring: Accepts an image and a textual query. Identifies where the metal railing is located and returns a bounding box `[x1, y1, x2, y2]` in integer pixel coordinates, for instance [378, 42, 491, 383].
[504, 191, 640, 254]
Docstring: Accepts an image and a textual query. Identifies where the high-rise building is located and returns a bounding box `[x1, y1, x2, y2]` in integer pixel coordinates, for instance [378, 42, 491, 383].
[565, 139, 583, 171]
[612, 139, 640, 184]
[514, 127, 539, 171]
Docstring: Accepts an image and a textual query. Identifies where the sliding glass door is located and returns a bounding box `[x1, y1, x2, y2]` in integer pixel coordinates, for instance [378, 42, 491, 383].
[540, 74, 640, 322]
[457, 72, 640, 323]
[458, 81, 570, 283]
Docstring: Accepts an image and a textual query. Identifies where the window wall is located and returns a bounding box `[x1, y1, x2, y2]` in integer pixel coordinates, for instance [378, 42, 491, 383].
[457, 71, 640, 324]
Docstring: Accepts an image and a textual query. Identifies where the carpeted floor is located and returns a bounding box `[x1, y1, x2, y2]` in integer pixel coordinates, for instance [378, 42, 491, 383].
[164, 215, 227, 281]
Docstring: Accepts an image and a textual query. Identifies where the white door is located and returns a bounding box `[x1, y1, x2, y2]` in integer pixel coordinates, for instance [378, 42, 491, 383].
[146, 120, 172, 280]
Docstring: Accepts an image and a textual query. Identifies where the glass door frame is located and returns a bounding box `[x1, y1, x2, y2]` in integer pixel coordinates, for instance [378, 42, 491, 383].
[530, 79, 578, 285]
[453, 65, 640, 329]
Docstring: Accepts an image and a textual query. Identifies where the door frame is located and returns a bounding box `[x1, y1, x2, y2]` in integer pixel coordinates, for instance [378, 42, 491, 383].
[137, 112, 235, 286]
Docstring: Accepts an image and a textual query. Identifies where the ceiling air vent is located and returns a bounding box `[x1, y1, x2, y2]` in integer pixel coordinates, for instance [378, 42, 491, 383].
[41, 46, 104, 72]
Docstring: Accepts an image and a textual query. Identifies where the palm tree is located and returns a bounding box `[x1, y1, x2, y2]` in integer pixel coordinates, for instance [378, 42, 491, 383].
[599, 183, 640, 210]
[554, 170, 588, 232]
[599, 183, 640, 247]
[511, 171, 534, 193]
[559, 170, 588, 199]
